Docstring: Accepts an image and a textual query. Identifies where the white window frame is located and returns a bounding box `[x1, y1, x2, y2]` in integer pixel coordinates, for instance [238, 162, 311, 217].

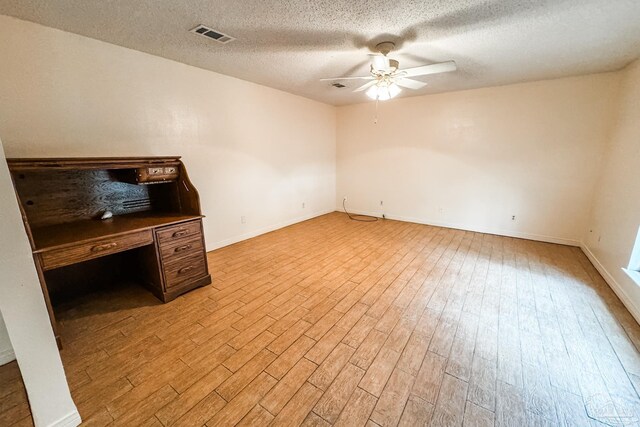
[624, 226, 640, 285]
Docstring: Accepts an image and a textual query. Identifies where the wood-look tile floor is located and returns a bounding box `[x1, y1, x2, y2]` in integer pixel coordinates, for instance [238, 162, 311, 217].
[3, 212, 640, 426]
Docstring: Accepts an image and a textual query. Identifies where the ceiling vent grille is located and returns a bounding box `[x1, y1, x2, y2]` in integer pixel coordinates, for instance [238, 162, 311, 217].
[190, 25, 235, 44]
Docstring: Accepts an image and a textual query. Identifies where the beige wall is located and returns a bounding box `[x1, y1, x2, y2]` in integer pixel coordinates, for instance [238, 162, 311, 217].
[0, 15, 336, 251]
[584, 60, 640, 320]
[336, 73, 622, 245]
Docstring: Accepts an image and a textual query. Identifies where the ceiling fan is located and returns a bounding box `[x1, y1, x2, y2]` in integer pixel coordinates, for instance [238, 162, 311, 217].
[321, 42, 457, 101]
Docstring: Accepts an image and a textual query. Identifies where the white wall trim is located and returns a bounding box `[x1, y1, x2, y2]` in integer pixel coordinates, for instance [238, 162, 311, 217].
[208, 209, 335, 251]
[340, 207, 581, 247]
[581, 243, 640, 325]
[0, 347, 15, 366]
[45, 409, 81, 427]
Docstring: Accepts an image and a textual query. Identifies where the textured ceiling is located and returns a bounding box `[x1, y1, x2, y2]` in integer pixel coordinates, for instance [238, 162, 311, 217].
[1, 0, 639, 105]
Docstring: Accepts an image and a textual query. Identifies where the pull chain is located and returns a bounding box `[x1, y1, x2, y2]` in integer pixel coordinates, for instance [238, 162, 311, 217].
[374, 98, 379, 125]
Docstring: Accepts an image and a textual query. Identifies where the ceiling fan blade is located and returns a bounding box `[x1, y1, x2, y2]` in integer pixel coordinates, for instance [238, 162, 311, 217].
[354, 80, 377, 92]
[320, 76, 373, 81]
[369, 54, 390, 72]
[400, 61, 457, 78]
[395, 78, 427, 90]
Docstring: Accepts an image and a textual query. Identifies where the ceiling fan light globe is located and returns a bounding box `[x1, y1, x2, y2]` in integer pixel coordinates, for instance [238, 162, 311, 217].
[388, 83, 401, 98]
[366, 85, 379, 100]
[378, 91, 391, 101]
[365, 81, 401, 101]
[377, 86, 392, 101]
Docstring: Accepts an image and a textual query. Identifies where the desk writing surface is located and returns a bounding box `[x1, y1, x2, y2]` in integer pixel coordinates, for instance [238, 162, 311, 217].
[31, 212, 203, 252]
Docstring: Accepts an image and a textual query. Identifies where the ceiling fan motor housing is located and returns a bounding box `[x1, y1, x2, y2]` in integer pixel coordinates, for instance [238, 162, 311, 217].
[375, 41, 396, 56]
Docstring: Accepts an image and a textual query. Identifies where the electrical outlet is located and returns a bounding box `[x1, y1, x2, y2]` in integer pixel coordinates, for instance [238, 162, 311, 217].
[512, 215, 516, 221]
[380, 200, 384, 206]
[241, 215, 246, 224]
[302, 202, 305, 209]
[343, 196, 348, 201]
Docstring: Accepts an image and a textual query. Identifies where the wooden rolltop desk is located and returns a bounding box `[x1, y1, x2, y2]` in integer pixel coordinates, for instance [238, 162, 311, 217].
[7, 157, 212, 346]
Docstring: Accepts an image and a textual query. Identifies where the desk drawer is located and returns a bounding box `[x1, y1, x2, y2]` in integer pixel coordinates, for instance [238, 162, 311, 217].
[40, 230, 153, 270]
[156, 220, 202, 244]
[159, 234, 204, 263]
[164, 253, 207, 289]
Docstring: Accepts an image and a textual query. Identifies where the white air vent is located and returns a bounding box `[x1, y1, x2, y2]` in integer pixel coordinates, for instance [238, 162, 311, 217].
[190, 24, 235, 44]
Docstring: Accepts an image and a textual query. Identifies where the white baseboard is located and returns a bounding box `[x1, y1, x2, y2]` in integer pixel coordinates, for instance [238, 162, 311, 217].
[580, 243, 640, 325]
[0, 347, 15, 366]
[45, 409, 81, 427]
[208, 209, 334, 251]
[339, 208, 581, 247]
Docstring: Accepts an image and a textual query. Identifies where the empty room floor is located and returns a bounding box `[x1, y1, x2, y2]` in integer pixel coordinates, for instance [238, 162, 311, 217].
[2, 212, 640, 426]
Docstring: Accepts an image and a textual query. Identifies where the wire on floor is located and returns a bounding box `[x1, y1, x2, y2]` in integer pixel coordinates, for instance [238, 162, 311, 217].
[343, 198, 378, 222]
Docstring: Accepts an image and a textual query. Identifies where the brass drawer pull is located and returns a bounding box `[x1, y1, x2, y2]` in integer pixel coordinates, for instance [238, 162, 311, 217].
[91, 242, 117, 252]
[173, 229, 189, 238]
[178, 266, 194, 274]
[175, 244, 192, 253]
